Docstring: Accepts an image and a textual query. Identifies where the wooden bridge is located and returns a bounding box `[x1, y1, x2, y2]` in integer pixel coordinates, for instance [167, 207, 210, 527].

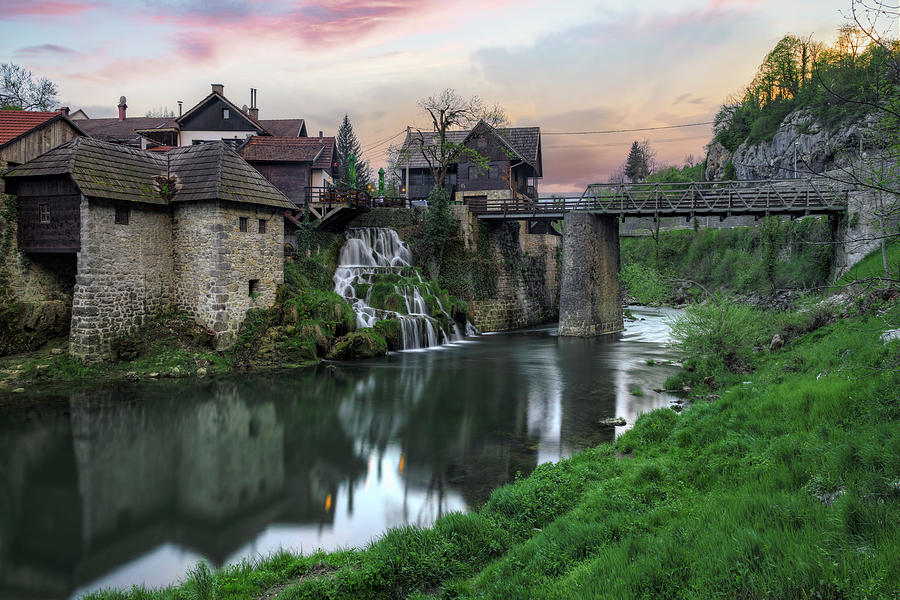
[469, 178, 848, 221]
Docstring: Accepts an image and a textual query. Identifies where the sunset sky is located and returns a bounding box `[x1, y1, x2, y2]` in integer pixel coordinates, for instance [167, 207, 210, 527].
[0, 0, 872, 192]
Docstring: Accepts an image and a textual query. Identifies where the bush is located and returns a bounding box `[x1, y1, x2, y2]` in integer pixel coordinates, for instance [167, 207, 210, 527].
[620, 263, 670, 306]
[669, 296, 770, 374]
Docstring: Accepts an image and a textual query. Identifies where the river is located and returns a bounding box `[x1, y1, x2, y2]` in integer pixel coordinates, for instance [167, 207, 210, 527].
[0, 307, 681, 599]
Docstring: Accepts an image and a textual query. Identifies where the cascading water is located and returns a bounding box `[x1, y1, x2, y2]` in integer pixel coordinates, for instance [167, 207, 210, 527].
[333, 228, 469, 350]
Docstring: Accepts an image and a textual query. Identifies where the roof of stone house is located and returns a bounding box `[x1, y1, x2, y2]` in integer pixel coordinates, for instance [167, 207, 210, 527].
[259, 119, 307, 137]
[399, 123, 541, 174]
[0, 110, 86, 147]
[4, 137, 294, 209]
[238, 136, 336, 170]
[167, 142, 294, 208]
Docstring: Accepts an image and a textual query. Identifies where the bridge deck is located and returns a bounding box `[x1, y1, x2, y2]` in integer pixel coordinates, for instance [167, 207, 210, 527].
[472, 178, 848, 220]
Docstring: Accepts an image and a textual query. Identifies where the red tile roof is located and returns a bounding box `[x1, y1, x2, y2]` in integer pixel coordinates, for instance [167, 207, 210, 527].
[239, 136, 336, 169]
[0, 110, 63, 145]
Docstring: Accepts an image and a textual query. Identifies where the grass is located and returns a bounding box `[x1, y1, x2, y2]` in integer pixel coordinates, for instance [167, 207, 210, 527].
[620, 217, 835, 301]
[82, 295, 900, 599]
[834, 240, 900, 288]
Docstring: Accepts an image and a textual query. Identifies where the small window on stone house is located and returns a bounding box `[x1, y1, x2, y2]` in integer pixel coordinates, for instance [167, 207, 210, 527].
[223, 108, 230, 119]
[239, 217, 248, 232]
[249, 279, 260, 297]
[115, 205, 130, 225]
[258, 219, 266, 234]
[39, 204, 50, 224]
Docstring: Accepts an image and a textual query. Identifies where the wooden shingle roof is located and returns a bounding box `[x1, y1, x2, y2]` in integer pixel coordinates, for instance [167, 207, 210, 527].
[167, 143, 294, 209]
[5, 137, 293, 209]
[5, 137, 167, 204]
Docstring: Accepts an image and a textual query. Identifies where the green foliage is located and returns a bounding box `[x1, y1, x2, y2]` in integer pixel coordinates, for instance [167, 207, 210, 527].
[669, 296, 770, 374]
[619, 263, 670, 306]
[624, 140, 649, 182]
[423, 186, 455, 279]
[326, 329, 388, 360]
[620, 218, 834, 298]
[645, 163, 705, 184]
[714, 32, 900, 153]
[336, 114, 371, 191]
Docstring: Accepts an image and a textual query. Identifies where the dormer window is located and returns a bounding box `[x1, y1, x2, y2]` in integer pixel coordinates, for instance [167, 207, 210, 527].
[222, 108, 230, 119]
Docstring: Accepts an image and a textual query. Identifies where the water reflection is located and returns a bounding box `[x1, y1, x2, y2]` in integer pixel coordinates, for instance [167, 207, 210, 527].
[0, 307, 680, 599]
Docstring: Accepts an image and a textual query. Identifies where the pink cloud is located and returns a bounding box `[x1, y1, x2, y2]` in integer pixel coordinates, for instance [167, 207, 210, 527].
[0, 1, 97, 18]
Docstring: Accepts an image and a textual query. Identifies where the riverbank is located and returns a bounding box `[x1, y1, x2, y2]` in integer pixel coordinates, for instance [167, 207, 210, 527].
[77, 286, 898, 599]
[0, 228, 470, 390]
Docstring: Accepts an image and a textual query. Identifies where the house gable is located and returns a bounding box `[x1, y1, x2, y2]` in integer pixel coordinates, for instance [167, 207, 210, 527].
[177, 94, 266, 135]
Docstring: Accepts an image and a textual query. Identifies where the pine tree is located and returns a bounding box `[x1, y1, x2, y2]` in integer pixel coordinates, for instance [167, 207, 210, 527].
[624, 140, 649, 183]
[336, 114, 371, 191]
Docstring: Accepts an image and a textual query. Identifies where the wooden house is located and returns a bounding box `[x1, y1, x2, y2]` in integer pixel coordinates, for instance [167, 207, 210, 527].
[398, 120, 542, 204]
[4, 138, 295, 359]
[237, 134, 337, 207]
[0, 109, 85, 194]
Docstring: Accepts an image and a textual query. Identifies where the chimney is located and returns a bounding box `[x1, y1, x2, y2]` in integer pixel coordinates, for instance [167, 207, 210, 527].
[117, 96, 127, 120]
[58, 106, 69, 117]
[319, 131, 323, 138]
[248, 88, 259, 119]
[177, 100, 183, 116]
[211, 83, 224, 95]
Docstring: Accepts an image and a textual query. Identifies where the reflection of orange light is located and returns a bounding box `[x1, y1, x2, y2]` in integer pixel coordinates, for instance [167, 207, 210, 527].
[325, 494, 332, 511]
[398, 454, 405, 474]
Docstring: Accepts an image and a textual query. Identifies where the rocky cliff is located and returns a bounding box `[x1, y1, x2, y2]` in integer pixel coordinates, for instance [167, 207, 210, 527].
[706, 109, 878, 182]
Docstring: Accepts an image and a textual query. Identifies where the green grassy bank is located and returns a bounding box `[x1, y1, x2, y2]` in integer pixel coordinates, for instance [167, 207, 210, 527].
[82, 285, 899, 599]
[620, 217, 839, 304]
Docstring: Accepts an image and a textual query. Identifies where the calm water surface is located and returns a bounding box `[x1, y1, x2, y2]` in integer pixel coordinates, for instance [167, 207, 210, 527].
[0, 307, 681, 599]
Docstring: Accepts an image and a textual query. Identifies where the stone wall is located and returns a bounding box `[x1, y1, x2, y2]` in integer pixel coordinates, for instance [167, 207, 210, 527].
[70, 198, 174, 359]
[173, 201, 282, 349]
[835, 186, 899, 275]
[558, 212, 623, 337]
[461, 211, 561, 332]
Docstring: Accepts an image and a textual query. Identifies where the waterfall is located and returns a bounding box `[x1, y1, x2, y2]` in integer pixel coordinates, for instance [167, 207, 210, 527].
[333, 228, 468, 351]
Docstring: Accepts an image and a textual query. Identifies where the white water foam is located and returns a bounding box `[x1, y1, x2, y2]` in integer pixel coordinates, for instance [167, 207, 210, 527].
[333, 228, 471, 350]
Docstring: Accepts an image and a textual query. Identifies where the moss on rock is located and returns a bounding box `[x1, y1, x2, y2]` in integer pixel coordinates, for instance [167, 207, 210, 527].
[373, 318, 403, 351]
[326, 329, 388, 360]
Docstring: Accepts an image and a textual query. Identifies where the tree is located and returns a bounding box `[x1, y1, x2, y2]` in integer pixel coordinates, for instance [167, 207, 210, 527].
[336, 114, 371, 191]
[0, 63, 58, 111]
[624, 140, 649, 182]
[405, 88, 507, 189]
[145, 107, 175, 118]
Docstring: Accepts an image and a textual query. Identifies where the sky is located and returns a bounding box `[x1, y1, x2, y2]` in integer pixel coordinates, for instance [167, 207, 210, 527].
[0, 0, 873, 192]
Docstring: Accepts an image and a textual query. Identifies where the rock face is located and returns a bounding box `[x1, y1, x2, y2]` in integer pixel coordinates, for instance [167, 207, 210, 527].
[705, 141, 731, 181]
[730, 109, 876, 181]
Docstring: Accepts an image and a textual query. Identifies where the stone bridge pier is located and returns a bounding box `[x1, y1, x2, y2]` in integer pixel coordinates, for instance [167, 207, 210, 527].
[558, 212, 624, 337]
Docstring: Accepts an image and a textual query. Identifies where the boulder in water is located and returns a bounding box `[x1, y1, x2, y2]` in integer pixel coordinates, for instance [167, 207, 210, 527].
[327, 330, 388, 360]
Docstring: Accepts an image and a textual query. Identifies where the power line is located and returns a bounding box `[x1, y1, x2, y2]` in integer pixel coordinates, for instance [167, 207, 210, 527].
[362, 128, 407, 152]
[543, 121, 713, 136]
[544, 134, 710, 150]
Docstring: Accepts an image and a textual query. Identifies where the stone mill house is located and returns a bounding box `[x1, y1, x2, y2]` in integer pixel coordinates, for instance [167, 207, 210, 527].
[3, 137, 294, 360]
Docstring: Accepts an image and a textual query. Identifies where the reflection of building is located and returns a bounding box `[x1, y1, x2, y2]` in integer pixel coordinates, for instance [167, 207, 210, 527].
[0, 379, 365, 599]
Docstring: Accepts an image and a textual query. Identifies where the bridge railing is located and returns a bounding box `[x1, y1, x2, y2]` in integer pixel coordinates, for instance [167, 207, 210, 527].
[469, 178, 848, 217]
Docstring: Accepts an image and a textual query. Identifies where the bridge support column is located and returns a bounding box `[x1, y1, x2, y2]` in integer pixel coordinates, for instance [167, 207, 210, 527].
[558, 212, 624, 337]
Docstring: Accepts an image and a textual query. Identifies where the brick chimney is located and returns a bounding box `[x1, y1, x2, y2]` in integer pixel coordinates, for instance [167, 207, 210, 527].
[58, 106, 69, 117]
[211, 83, 224, 95]
[117, 96, 127, 120]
